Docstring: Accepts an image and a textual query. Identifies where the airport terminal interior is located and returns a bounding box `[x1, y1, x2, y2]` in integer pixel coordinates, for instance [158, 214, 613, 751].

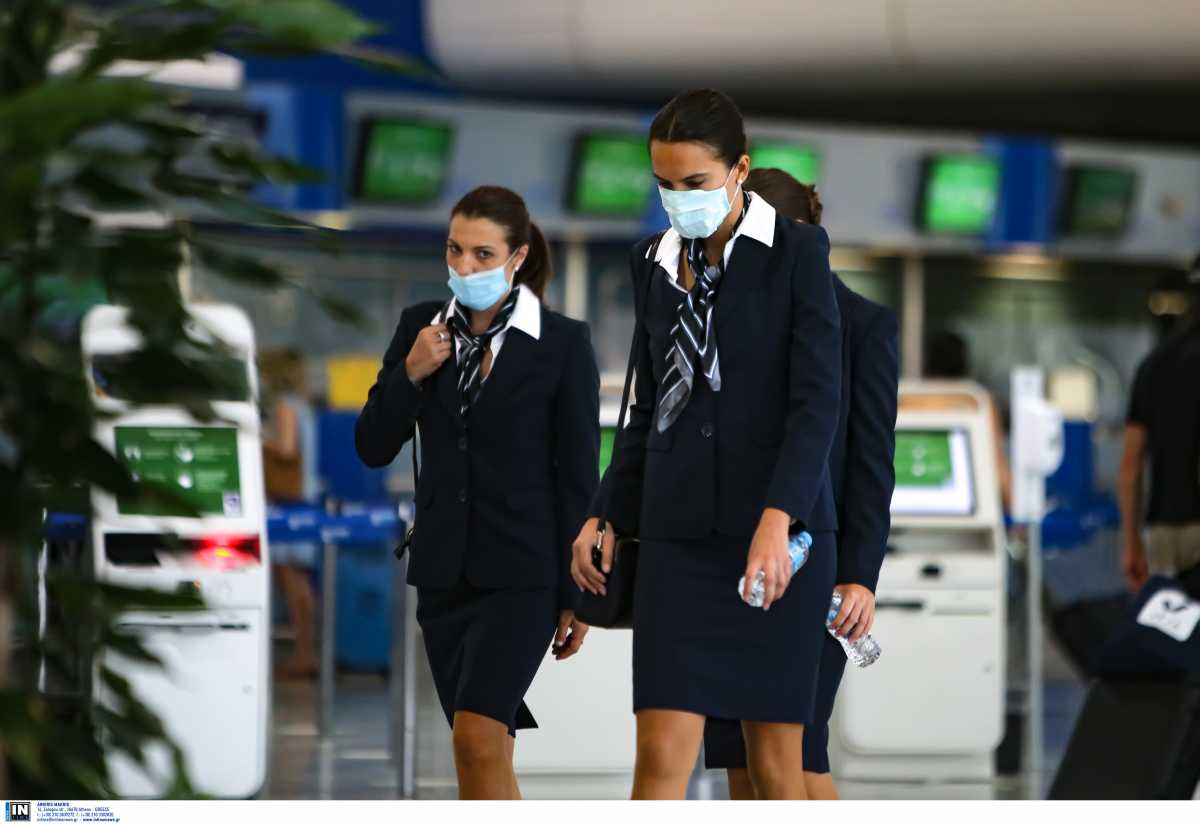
[4, 0, 1200, 805]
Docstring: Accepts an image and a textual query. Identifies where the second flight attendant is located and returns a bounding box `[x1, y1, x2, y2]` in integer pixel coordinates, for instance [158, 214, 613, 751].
[356, 186, 599, 799]
[573, 89, 842, 800]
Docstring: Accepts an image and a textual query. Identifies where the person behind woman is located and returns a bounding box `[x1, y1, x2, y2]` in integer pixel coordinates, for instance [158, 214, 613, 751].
[355, 186, 600, 799]
[571, 90, 842, 800]
[260, 348, 320, 679]
[702, 169, 899, 800]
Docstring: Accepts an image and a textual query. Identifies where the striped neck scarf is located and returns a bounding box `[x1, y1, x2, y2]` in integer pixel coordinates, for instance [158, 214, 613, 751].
[449, 288, 520, 418]
[655, 193, 751, 433]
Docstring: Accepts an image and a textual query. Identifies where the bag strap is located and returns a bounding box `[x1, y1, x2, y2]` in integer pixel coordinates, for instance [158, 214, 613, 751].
[597, 231, 665, 542]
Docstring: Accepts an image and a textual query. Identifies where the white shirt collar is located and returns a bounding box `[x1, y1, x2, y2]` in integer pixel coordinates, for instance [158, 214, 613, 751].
[652, 192, 777, 280]
[435, 283, 542, 341]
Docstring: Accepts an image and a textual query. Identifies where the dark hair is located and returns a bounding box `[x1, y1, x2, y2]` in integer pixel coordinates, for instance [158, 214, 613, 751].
[924, 330, 969, 378]
[648, 89, 747, 167]
[450, 185, 553, 300]
[744, 168, 824, 225]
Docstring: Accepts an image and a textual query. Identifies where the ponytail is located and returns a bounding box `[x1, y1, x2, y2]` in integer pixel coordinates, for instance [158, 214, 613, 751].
[515, 222, 554, 300]
[450, 185, 554, 301]
[743, 168, 824, 226]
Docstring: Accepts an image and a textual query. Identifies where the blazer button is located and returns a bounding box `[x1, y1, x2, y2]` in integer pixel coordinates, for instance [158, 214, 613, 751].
[457, 436, 468, 451]
[458, 489, 468, 504]
[701, 423, 714, 438]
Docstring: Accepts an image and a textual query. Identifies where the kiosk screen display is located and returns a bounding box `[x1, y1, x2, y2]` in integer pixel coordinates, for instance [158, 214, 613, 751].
[115, 426, 242, 517]
[890, 428, 975, 515]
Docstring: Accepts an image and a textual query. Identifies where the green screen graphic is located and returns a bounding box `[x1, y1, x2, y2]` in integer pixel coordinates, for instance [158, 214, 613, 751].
[921, 154, 1000, 234]
[571, 134, 652, 217]
[599, 427, 617, 475]
[894, 430, 954, 487]
[749, 142, 821, 185]
[116, 426, 241, 516]
[359, 120, 454, 203]
[1066, 167, 1136, 237]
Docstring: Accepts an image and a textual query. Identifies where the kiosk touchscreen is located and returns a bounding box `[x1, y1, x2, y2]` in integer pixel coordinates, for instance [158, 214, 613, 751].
[891, 428, 975, 517]
[83, 304, 269, 799]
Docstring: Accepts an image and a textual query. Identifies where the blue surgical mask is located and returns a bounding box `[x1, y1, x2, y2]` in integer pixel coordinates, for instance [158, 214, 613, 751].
[446, 252, 517, 311]
[658, 165, 741, 239]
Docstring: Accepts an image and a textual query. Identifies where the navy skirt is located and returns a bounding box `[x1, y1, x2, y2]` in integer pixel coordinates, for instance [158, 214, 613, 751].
[633, 531, 836, 724]
[417, 578, 558, 736]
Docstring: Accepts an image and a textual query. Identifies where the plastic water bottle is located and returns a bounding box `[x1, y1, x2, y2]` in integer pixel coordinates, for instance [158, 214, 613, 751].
[738, 531, 812, 608]
[827, 590, 882, 668]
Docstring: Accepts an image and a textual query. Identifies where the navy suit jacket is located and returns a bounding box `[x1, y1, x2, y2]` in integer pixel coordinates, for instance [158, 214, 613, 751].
[829, 276, 899, 592]
[355, 300, 600, 610]
[593, 217, 842, 539]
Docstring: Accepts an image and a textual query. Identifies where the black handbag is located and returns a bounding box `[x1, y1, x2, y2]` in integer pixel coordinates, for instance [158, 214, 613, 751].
[394, 425, 420, 561]
[576, 233, 663, 629]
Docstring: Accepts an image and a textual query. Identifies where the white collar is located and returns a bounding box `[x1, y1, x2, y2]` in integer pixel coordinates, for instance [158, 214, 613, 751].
[652, 191, 777, 272]
[436, 283, 542, 340]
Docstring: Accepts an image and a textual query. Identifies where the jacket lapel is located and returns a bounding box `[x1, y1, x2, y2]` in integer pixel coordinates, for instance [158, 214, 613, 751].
[715, 238, 769, 331]
[471, 323, 539, 414]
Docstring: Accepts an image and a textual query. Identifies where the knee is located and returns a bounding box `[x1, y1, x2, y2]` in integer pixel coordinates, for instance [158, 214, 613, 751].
[636, 735, 694, 782]
[452, 717, 508, 768]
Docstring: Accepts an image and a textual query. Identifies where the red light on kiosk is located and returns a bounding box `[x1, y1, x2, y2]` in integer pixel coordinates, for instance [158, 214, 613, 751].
[195, 536, 260, 569]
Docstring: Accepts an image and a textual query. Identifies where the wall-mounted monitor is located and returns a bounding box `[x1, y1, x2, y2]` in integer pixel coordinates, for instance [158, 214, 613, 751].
[115, 426, 243, 517]
[1059, 164, 1137, 239]
[749, 141, 821, 185]
[567, 132, 652, 218]
[916, 153, 1000, 235]
[353, 118, 455, 204]
[890, 428, 976, 516]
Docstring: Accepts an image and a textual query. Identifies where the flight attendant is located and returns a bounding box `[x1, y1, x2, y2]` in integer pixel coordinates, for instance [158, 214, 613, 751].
[702, 169, 899, 800]
[572, 89, 843, 800]
[356, 185, 600, 800]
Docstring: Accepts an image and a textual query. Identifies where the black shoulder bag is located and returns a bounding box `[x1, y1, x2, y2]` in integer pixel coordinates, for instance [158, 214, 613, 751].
[576, 233, 664, 628]
[395, 426, 419, 561]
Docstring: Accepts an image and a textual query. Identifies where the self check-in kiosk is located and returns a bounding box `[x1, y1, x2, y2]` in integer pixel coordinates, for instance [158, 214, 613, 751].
[82, 304, 270, 798]
[830, 380, 1008, 785]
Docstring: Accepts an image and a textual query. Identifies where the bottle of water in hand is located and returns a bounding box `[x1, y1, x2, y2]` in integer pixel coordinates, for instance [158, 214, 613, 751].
[827, 590, 882, 668]
[738, 531, 812, 609]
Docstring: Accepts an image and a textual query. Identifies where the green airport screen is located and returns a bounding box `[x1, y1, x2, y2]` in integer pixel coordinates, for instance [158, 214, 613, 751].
[894, 430, 954, 488]
[599, 427, 617, 476]
[358, 120, 454, 203]
[570, 133, 652, 217]
[921, 154, 1000, 234]
[1065, 167, 1136, 238]
[749, 142, 821, 185]
[115, 426, 242, 517]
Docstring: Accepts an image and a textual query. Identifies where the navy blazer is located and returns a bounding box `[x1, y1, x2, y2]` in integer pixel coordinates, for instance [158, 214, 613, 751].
[594, 212, 842, 540]
[829, 276, 899, 592]
[355, 299, 600, 610]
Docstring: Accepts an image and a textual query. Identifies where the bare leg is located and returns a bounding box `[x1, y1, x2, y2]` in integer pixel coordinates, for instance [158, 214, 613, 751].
[631, 709, 705, 800]
[743, 721, 807, 800]
[275, 564, 318, 675]
[803, 771, 839, 800]
[505, 734, 521, 800]
[453, 711, 516, 800]
[726, 767, 758, 800]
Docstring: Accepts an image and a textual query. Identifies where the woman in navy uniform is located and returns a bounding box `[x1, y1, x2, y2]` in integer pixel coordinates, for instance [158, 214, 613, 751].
[356, 186, 600, 799]
[703, 169, 899, 800]
[572, 90, 842, 800]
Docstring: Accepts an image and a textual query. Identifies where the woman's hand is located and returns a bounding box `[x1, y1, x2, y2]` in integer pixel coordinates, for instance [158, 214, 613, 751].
[742, 508, 794, 610]
[553, 610, 589, 660]
[829, 584, 876, 642]
[405, 323, 453, 385]
[571, 517, 615, 596]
